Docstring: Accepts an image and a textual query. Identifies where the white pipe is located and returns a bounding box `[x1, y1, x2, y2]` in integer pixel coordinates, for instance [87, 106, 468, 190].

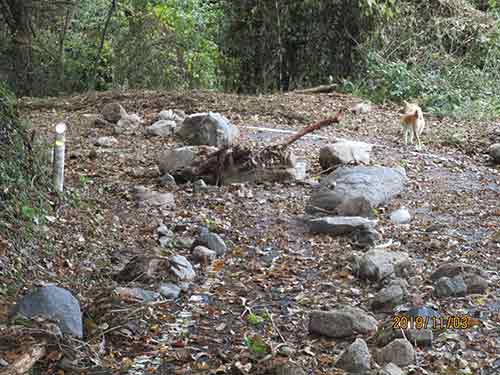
[53, 123, 66, 192]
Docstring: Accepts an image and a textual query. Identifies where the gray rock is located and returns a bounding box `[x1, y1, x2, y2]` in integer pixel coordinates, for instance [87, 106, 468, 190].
[335, 338, 371, 373]
[176, 112, 239, 147]
[350, 102, 372, 114]
[353, 227, 382, 248]
[319, 140, 373, 170]
[157, 224, 172, 237]
[10, 285, 83, 338]
[407, 328, 433, 347]
[359, 250, 411, 282]
[168, 255, 196, 290]
[390, 207, 411, 224]
[159, 173, 177, 187]
[192, 246, 217, 264]
[146, 120, 176, 137]
[308, 166, 407, 217]
[115, 112, 142, 133]
[434, 275, 467, 297]
[95, 136, 117, 147]
[194, 179, 208, 192]
[430, 262, 483, 281]
[371, 284, 407, 311]
[159, 109, 186, 124]
[102, 102, 126, 123]
[115, 256, 168, 282]
[114, 287, 160, 302]
[158, 146, 218, 175]
[380, 363, 405, 375]
[274, 364, 306, 375]
[194, 230, 227, 256]
[377, 339, 415, 367]
[487, 143, 500, 164]
[133, 186, 175, 208]
[159, 282, 181, 299]
[308, 216, 377, 235]
[463, 274, 488, 294]
[309, 307, 378, 338]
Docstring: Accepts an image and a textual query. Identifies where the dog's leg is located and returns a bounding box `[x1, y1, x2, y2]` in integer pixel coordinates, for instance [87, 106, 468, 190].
[403, 128, 408, 145]
[414, 126, 422, 150]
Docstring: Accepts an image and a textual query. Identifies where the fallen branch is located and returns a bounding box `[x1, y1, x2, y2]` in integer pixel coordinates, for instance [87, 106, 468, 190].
[0, 339, 47, 375]
[293, 84, 338, 94]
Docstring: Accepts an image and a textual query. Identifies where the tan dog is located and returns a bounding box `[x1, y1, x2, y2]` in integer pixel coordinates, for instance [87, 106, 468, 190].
[401, 101, 425, 149]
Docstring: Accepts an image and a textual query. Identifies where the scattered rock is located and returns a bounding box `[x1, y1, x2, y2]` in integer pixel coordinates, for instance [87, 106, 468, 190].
[157, 224, 173, 237]
[319, 140, 373, 170]
[10, 285, 83, 338]
[377, 339, 415, 367]
[335, 338, 371, 373]
[176, 112, 239, 147]
[359, 250, 411, 282]
[371, 283, 407, 311]
[115, 256, 168, 282]
[309, 307, 378, 338]
[159, 282, 181, 299]
[159, 173, 177, 187]
[430, 262, 483, 281]
[158, 146, 218, 175]
[350, 102, 372, 114]
[307, 216, 377, 235]
[274, 363, 306, 375]
[158, 109, 186, 124]
[353, 227, 383, 248]
[194, 179, 208, 192]
[95, 136, 117, 147]
[380, 363, 405, 375]
[390, 207, 411, 224]
[114, 287, 160, 302]
[133, 185, 175, 208]
[463, 274, 489, 294]
[102, 102, 126, 123]
[192, 246, 217, 264]
[308, 166, 407, 217]
[146, 120, 177, 137]
[192, 229, 227, 256]
[168, 255, 196, 290]
[434, 275, 467, 297]
[487, 143, 500, 164]
[407, 328, 433, 347]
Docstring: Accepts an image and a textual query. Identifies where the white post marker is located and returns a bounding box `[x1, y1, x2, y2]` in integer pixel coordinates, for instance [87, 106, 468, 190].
[53, 123, 66, 192]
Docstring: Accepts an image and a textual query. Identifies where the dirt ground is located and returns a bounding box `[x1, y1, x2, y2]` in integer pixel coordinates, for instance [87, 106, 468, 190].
[2, 89, 499, 374]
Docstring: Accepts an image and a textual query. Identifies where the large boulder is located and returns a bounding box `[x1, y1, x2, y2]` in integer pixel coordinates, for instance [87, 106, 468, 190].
[10, 285, 83, 337]
[487, 143, 500, 164]
[176, 112, 239, 147]
[158, 146, 218, 176]
[309, 307, 378, 338]
[308, 166, 407, 217]
[319, 140, 373, 170]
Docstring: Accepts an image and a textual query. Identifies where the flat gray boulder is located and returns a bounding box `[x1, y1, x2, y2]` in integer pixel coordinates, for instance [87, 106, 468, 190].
[308, 216, 377, 235]
[10, 285, 83, 338]
[359, 250, 411, 281]
[176, 112, 239, 147]
[376, 339, 415, 367]
[319, 140, 373, 170]
[168, 255, 196, 290]
[308, 166, 407, 217]
[309, 307, 378, 338]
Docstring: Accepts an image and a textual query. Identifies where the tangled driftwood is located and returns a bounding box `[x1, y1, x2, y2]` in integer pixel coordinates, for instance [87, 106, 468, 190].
[173, 110, 344, 185]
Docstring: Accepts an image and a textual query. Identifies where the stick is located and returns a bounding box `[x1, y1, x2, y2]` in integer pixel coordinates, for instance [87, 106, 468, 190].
[0, 339, 47, 375]
[52, 123, 66, 192]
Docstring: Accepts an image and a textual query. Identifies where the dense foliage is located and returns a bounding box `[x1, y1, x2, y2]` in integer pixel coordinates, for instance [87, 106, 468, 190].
[0, 0, 499, 118]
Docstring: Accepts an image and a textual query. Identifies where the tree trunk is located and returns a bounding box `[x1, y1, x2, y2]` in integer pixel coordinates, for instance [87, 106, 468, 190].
[5, 0, 34, 96]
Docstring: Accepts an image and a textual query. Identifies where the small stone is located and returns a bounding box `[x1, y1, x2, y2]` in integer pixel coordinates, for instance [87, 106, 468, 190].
[114, 287, 160, 302]
[157, 224, 171, 237]
[146, 120, 176, 137]
[95, 136, 117, 147]
[380, 363, 405, 375]
[434, 276, 467, 297]
[102, 102, 126, 123]
[308, 216, 377, 235]
[194, 179, 208, 192]
[168, 255, 196, 290]
[350, 102, 372, 114]
[464, 274, 489, 294]
[377, 339, 415, 367]
[309, 307, 378, 338]
[390, 207, 411, 224]
[193, 230, 227, 256]
[335, 338, 371, 373]
[487, 143, 500, 164]
[159, 174, 177, 187]
[359, 250, 411, 282]
[430, 262, 482, 281]
[159, 282, 181, 299]
[371, 284, 406, 311]
[274, 364, 306, 375]
[192, 246, 217, 264]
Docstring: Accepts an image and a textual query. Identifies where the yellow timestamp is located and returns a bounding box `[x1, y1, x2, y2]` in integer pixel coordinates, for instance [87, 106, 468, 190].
[392, 315, 478, 330]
